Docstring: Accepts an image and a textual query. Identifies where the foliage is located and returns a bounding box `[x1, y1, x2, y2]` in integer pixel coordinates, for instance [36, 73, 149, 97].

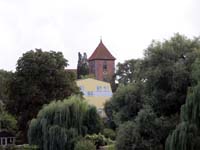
[28, 96, 102, 150]
[85, 133, 113, 149]
[103, 128, 116, 140]
[144, 34, 200, 116]
[83, 106, 103, 134]
[115, 106, 178, 150]
[105, 83, 143, 126]
[0, 111, 17, 132]
[0, 100, 4, 113]
[74, 140, 96, 150]
[104, 144, 115, 150]
[0, 70, 12, 104]
[116, 121, 141, 150]
[115, 59, 144, 85]
[6, 49, 79, 142]
[0, 145, 38, 150]
[165, 60, 200, 150]
[77, 52, 89, 79]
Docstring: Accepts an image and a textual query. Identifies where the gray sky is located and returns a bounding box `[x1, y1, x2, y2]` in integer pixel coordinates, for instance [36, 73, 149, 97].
[0, 0, 199, 71]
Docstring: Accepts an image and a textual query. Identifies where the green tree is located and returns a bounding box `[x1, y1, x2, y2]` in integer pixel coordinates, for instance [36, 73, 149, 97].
[144, 34, 200, 116]
[116, 106, 178, 150]
[115, 59, 144, 85]
[74, 140, 96, 150]
[0, 70, 12, 104]
[28, 96, 102, 150]
[105, 83, 144, 126]
[77, 52, 89, 79]
[0, 111, 17, 133]
[116, 121, 141, 150]
[7, 49, 79, 143]
[0, 102, 17, 133]
[165, 59, 200, 150]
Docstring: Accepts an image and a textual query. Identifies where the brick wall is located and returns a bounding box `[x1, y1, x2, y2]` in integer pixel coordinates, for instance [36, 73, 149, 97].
[89, 60, 115, 81]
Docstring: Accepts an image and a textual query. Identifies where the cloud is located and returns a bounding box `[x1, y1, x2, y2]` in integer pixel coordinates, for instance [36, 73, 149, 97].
[0, 0, 199, 70]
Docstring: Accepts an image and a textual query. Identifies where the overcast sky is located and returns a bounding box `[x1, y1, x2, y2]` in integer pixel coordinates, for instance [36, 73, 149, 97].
[0, 0, 199, 71]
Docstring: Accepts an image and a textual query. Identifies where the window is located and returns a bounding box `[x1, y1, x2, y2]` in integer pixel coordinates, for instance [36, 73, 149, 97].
[87, 91, 93, 96]
[79, 86, 84, 91]
[103, 86, 107, 91]
[97, 86, 102, 91]
[103, 61, 107, 71]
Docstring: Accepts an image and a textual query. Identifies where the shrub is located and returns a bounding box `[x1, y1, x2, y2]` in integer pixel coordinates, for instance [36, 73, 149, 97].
[5, 144, 39, 150]
[74, 140, 96, 150]
[103, 128, 116, 140]
[85, 133, 110, 149]
[105, 144, 115, 150]
[116, 121, 141, 150]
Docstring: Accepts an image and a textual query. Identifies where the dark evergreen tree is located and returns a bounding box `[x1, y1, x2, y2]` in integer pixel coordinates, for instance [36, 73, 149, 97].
[0, 70, 13, 104]
[77, 52, 89, 79]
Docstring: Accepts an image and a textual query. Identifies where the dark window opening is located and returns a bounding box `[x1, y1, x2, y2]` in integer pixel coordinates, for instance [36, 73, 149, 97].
[103, 61, 107, 71]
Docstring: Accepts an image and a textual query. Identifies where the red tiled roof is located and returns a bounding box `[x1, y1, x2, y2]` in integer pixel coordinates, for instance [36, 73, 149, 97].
[88, 40, 115, 61]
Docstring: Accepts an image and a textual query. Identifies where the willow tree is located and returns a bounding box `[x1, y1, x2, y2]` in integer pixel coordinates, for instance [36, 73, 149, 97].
[28, 96, 102, 150]
[165, 59, 200, 150]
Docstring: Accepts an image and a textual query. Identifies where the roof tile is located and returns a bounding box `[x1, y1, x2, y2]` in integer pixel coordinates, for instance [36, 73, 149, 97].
[88, 40, 115, 60]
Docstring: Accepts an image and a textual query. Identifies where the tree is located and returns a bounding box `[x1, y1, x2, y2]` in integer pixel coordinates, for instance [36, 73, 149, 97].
[77, 52, 89, 79]
[0, 102, 17, 133]
[116, 106, 178, 150]
[0, 70, 12, 104]
[115, 59, 144, 85]
[74, 140, 96, 150]
[105, 83, 144, 126]
[28, 96, 102, 150]
[7, 49, 80, 143]
[165, 59, 200, 150]
[116, 121, 141, 150]
[0, 111, 17, 133]
[144, 34, 200, 116]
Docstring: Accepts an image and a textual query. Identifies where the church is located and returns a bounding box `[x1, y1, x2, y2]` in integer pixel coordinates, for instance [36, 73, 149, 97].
[88, 40, 115, 82]
[76, 40, 115, 117]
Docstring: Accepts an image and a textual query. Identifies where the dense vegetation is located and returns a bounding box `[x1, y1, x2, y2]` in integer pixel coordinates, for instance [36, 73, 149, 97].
[28, 96, 102, 150]
[1, 34, 200, 150]
[4, 49, 80, 143]
[106, 34, 200, 150]
[0, 101, 17, 133]
[77, 52, 89, 79]
[165, 59, 200, 150]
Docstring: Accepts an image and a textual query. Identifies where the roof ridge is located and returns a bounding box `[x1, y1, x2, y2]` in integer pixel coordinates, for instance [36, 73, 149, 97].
[88, 41, 115, 61]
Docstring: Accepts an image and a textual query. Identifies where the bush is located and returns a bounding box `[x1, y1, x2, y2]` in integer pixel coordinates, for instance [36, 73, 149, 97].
[19, 144, 39, 150]
[0, 145, 38, 150]
[74, 140, 96, 150]
[85, 133, 114, 149]
[103, 128, 116, 140]
[116, 121, 141, 150]
[104, 144, 115, 150]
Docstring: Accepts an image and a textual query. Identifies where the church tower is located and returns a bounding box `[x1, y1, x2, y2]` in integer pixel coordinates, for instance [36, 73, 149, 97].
[88, 40, 115, 82]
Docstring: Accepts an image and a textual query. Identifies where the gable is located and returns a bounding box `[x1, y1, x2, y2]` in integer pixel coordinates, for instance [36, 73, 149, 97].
[88, 40, 115, 61]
